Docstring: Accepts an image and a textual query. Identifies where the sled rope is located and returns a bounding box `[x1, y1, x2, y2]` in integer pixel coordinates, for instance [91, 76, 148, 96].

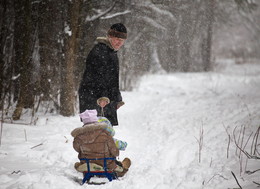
[101, 107, 105, 117]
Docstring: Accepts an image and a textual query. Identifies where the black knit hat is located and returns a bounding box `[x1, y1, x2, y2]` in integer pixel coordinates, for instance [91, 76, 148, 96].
[108, 23, 127, 39]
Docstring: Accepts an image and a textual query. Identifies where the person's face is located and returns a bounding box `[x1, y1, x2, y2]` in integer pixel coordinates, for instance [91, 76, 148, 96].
[109, 36, 125, 50]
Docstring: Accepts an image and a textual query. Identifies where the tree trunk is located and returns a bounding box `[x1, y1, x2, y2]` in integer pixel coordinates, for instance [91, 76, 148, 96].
[202, 0, 215, 71]
[60, 0, 83, 116]
[38, 1, 52, 101]
[38, 0, 62, 102]
[2, 0, 15, 106]
[12, 0, 34, 120]
[0, 0, 7, 104]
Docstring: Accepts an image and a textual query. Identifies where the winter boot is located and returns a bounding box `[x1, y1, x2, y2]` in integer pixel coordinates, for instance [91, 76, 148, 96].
[74, 162, 88, 172]
[74, 162, 81, 170]
[121, 158, 131, 169]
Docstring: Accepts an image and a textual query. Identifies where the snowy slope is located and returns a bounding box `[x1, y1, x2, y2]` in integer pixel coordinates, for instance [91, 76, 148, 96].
[0, 61, 260, 189]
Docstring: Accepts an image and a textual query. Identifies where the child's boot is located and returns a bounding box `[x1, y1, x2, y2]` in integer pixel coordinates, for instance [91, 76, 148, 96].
[122, 158, 131, 169]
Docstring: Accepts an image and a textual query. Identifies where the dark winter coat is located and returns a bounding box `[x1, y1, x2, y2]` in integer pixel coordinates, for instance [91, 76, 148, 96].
[78, 37, 122, 126]
[71, 122, 119, 171]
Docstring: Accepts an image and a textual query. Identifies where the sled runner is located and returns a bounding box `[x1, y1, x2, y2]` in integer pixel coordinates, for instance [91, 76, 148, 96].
[80, 157, 117, 184]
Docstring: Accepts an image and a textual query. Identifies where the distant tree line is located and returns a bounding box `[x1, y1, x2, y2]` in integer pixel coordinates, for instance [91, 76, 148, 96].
[0, 0, 259, 121]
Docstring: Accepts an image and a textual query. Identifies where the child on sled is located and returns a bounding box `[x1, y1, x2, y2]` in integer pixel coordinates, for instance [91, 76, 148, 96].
[71, 109, 131, 177]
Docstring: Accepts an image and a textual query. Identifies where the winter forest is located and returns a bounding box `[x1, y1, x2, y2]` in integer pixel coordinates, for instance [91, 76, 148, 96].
[1, 0, 260, 188]
[0, 0, 259, 120]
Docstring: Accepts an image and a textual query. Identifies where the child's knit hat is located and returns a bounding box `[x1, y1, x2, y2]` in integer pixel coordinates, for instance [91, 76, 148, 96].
[79, 109, 98, 124]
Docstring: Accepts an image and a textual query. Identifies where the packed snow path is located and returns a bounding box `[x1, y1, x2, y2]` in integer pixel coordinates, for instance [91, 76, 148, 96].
[1, 62, 260, 189]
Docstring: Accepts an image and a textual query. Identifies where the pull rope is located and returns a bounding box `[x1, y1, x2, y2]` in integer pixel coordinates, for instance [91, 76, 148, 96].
[101, 107, 105, 117]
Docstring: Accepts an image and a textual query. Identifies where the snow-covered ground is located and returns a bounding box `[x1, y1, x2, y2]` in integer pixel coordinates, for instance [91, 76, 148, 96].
[0, 60, 260, 189]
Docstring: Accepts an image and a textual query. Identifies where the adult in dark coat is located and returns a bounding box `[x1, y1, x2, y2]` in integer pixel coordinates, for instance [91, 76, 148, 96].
[78, 23, 127, 126]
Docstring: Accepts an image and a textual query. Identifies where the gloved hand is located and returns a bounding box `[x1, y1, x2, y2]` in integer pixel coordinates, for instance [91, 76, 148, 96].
[117, 101, 125, 109]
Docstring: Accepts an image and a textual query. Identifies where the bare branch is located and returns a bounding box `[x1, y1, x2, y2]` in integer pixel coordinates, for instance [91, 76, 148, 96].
[243, 131, 253, 150]
[231, 171, 243, 189]
[223, 123, 231, 158]
[195, 122, 204, 163]
[233, 126, 260, 160]
[204, 173, 228, 185]
[31, 143, 43, 149]
[0, 86, 7, 146]
[11, 170, 21, 174]
[245, 168, 260, 175]
[239, 125, 246, 159]
[0, 112, 3, 146]
[24, 129, 27, 142]
[252, 126, 260, 156]
[253, 181, 260, 187]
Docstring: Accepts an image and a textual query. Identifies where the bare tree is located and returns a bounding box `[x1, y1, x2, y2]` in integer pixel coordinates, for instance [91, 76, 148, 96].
[1, 0, 258, 121]
[12, 0, 36, 120]
[60, 0, 83, 116]
[38, 1, 58, 101]
[0, 0, 6, 100]
[201, 0, 215, 71]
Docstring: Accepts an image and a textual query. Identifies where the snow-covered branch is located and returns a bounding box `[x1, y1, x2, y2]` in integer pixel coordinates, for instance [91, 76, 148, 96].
[85, 2, 116, 22]
[101, 10, 131, 20]
[137, 2, 176, 21]
[141, 16, 167, 31]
